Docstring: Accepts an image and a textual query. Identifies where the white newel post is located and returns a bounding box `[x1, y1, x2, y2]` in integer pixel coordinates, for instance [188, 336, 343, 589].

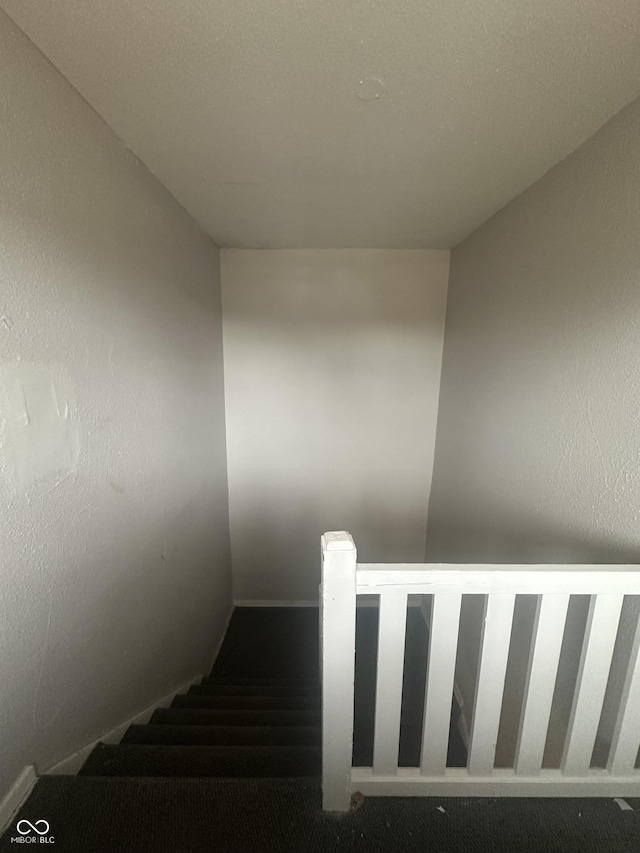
[321, 531, 357, 811]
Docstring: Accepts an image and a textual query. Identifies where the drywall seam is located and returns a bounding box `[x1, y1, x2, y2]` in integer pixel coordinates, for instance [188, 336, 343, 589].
[0, 767, 37, 836]
[42, 674, 204, 775]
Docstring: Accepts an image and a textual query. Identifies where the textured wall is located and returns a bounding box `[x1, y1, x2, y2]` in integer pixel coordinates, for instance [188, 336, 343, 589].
[427, 95, 640, 764]
[222, 249, 449, 601]
[0, 12, 231, 798]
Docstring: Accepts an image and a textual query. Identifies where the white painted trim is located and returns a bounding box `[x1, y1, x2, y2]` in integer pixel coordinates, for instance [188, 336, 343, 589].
[234, 600, 318, 607]
[321, 531, 357, 812]
[416, 592, 468, 747]
[0, 766, 37, 835]
[42, 673, 204, 775]
[356, 564, 640, 595]
[350, 766, 640, 797]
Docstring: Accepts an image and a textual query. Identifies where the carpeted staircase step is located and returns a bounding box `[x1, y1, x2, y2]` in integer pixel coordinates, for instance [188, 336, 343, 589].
[122, 723, 321, 746]
[150, 707, 321, 727]
[198, 681, 320, 696]
[212, 608, 319, 681]
[181, 690, 318, 710]
[78, 743, 321, 777]
[203, 676, 318, 687]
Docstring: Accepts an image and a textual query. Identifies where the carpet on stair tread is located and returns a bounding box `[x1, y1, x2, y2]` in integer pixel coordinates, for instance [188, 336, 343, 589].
[122, 723, 321, 746]
[203, 676, 319, 686]
[78, 743, 321, 778]
[212, 607, 319, 680]
[3, 776, 640, 853]
[179, 691, 318, 710]
[150, 707, 321, 727]
[197, 680, 320, 695]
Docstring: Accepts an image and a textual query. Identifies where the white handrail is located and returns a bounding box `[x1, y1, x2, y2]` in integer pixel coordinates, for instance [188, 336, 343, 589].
[356, 563, 640, 595]
[320, 533, 640, 810]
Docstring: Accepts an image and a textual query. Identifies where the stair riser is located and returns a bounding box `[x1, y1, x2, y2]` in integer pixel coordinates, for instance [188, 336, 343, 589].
[79, 744, 321, 778]
[150, 708, 321, 727]
[197, 683, 320, 696]
[122, 724, 320, 746]
[181, 692, 319, 710]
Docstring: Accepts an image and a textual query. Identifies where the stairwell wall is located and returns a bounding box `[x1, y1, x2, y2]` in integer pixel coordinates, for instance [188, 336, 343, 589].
[221, 249, 450, 601]
[0, 11, 232, 799]
[426, 94, 640, 765]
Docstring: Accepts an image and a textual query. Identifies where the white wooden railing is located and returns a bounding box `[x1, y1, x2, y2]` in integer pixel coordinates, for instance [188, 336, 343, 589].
[320, 531, 640, 811]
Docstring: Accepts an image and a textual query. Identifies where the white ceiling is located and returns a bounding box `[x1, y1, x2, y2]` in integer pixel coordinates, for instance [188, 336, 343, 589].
[3, 1, 640, 249]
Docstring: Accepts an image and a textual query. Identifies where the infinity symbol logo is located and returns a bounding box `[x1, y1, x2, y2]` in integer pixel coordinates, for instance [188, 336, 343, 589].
[17, 819, 50, 835]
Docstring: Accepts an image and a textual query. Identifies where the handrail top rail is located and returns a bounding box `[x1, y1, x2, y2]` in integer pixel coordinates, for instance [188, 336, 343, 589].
[357, 561, 640, 572]
[355, 562, 640, 595]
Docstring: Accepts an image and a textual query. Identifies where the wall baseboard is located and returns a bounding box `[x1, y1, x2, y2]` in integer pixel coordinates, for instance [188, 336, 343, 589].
[0, 766, 37, 836]
[42, 673, 204, 776]
[234, 600, 318, 607]
[44, 599, 236, 776]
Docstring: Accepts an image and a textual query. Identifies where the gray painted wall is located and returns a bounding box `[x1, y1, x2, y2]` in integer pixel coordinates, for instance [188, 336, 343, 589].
[222, 249, 449, 601]
[427, 95, 640, 765]
[0, 11, 231, 799]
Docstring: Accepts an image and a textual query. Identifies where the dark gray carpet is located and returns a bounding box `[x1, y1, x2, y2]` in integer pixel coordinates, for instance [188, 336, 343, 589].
[3, 776, 640, 853]
[149, 706, 321, 727]
[212, 607, 320, 680]
[3, 606, 638, 851]
[78, 743, 321, 777]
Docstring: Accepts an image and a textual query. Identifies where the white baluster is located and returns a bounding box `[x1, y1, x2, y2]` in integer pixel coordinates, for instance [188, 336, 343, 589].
[607, 605, 640, 776]
[373, 592, 408, 775]
[421, 593, 462, 776]
[515, 594, 569, 775]
[468, 593, 516, 776]
[562, 594, 623, 776]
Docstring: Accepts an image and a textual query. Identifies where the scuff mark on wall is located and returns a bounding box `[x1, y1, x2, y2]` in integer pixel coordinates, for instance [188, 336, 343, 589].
[0, 363, 80, 495]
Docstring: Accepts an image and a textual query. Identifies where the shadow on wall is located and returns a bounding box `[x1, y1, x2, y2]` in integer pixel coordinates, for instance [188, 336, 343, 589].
[232, 493, 434, 601]
[222, 249, 450, 602]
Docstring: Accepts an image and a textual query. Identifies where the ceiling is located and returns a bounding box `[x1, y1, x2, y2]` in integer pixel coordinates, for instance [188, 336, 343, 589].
[3, 1, 640, 249]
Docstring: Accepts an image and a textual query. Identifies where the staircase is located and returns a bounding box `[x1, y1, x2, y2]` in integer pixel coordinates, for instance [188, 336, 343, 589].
[2, 607, 639, 852]
[78, 677, 321, 779]
[80, 607, 321, 780]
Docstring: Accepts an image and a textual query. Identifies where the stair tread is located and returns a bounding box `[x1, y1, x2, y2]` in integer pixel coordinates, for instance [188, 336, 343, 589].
[180, 691, 318, 709]
[151, 707, 321, 727]
[197, 681, 320, 696]
[79, 743, 321, 778]
[122, 724, 320, 746]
